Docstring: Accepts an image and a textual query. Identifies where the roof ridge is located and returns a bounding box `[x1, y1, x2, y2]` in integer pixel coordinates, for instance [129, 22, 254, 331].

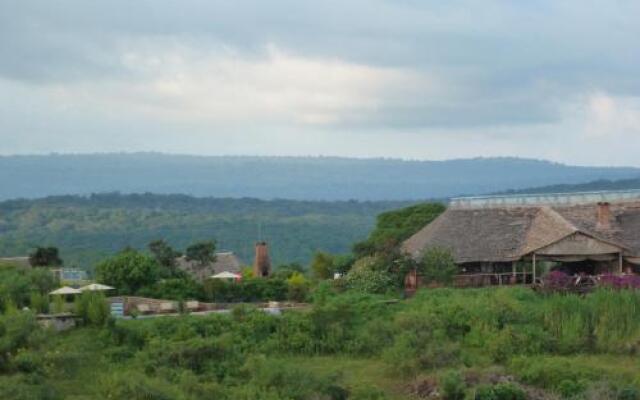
[539, 206, 579, 231]
[519, 206, 577, 256]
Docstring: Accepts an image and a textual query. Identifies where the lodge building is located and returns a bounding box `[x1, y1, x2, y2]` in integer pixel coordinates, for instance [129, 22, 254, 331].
[402, 190, 640, 288]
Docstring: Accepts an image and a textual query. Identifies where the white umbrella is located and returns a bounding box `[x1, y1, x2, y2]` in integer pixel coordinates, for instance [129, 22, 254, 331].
[80, 283, 115, 292]
[49, 286, 82, 295]
[210, 271, 241, 279]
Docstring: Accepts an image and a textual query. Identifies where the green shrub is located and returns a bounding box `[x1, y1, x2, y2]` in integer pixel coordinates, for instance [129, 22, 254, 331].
[137, 277, 202, 301]
[492, 383, 526, 400]
[345, 269, 395, 294]
[0, 312, 41, 371]
[74, 292, 110, 326]
[238, 356, 348, 400]
[11, 350, 45, 374]
[474, 383, 526, 400]
[618, 386, 640, 400]
[29, 292, 49, 314]
[98, 372, 178, 400]
[419, 247, 458, 286]
[475, 385, 498, 400]
[382, 333, 420, 377]
[558, 379, 588, 398]
[0, 375, 59, 400]
[0, 266, 58, 311]
[287, 272, 310, 302]
[441, 371, 466, 400]
[52, 295, 65, 314]
[510, 356, 596, 396]
[176, 370, 225, 400]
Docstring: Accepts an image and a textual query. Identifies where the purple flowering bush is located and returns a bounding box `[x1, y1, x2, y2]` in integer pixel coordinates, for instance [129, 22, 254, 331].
[599, 273, 640, 289]
[543, 270, 573, 290]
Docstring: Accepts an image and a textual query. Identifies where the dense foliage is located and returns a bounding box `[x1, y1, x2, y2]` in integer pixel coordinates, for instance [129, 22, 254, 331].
[353, 203, 445, 257]
[88, 247, 308, 303]
[419, 247, 458, 285]
[0, 193, 411, 269]
[185, 241, 217, 266]
[1, 288, 640, 399]
[28, 247, 63, 267]
[95, 249, 162, 294]
[0, 265, 58, 312]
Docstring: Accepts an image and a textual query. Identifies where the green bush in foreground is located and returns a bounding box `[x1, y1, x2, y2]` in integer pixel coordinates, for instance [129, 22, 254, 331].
[474, 383, 526, 400]
[441, 371, 466, 400]
[2, 286, 640, 398]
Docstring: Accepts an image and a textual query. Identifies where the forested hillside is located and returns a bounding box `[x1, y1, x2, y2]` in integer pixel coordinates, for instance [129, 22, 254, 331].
[2, 153, 639, 200]
[499, 177, 640, 195]
[0, 193, 413, 270]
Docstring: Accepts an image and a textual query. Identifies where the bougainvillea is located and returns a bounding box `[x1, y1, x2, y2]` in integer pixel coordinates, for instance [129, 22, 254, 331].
[599, 273, 640, 290]
[543, 270, 573, 290]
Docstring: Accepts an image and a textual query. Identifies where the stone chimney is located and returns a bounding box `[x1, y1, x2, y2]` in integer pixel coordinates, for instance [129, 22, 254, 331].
[596, 202, 611, 230]
[253, 241, 271, 278]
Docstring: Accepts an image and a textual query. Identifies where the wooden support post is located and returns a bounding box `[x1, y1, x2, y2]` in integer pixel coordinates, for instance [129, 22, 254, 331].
[619, 252, 624, 275]
[532, 253, 537, 284]
[512, 261, 517, 285]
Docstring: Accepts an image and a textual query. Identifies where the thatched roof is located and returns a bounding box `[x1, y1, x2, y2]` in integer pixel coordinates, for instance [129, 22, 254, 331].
[176, 252, 243, 281]
[402, 201, 640, 264]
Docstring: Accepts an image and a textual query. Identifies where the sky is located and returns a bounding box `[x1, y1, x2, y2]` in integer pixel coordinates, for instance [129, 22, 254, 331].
[1, 1, 639, 166]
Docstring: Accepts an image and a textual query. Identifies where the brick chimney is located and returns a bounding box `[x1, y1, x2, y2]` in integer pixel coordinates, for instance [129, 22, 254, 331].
[596, 202, 611, 230]
[253, 241, 271, 278]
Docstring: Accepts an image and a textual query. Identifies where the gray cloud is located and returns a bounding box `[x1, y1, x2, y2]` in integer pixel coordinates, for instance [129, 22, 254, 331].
[0, 1, 639, 163]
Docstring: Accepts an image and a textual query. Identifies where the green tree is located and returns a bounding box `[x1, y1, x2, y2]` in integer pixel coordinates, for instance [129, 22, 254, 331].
[287, 272, 310, 302]
[333, 254, 356, 274]
[28, 246, 62, 267]
[272, 263, 304, 280]
[95, 249, 161, 294]
[0, 266, 58, 311]
[148, 239, 182, 275]
[419, 247, 458, 286]
[345, 269, 395, 294]
[353, 202, 446, 258]
[311, 251, 334, 280]
[185, 241, 216, 267]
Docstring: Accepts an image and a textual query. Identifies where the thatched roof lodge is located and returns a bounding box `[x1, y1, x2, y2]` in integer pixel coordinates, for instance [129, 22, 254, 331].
[402, 190, 640, 286]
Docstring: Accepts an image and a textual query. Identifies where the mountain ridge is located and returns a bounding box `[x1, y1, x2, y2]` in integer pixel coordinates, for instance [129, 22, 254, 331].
[1, 153, 638, 201]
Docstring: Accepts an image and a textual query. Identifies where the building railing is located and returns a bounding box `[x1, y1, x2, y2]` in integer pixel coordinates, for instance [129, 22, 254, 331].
[405, 271, 534, 291]
[450, 189, 640, 208]
[453, 272, 533, 287]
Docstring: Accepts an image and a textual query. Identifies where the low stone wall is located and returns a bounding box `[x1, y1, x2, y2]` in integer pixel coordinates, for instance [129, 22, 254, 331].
[108, 296, 308, 316]
[37, 313, 77, 332]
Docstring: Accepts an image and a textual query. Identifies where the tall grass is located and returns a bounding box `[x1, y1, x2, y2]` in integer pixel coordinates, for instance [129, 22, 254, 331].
[543, 289, 640, 353]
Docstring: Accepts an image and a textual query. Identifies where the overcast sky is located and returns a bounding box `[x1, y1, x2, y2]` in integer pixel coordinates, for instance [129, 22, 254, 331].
[1, 1, 639, 166]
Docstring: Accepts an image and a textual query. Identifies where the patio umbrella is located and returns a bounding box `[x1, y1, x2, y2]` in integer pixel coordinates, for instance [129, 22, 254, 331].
[210, 271, 241, 279]
[49, 286, 82, 295]
[80, 283, 115, 292]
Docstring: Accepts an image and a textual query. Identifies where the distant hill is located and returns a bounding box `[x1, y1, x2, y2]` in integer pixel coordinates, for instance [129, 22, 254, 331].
[1, 153, 639, 201]
[0, 193, 412, 270]
[499, 177, 640, 195]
